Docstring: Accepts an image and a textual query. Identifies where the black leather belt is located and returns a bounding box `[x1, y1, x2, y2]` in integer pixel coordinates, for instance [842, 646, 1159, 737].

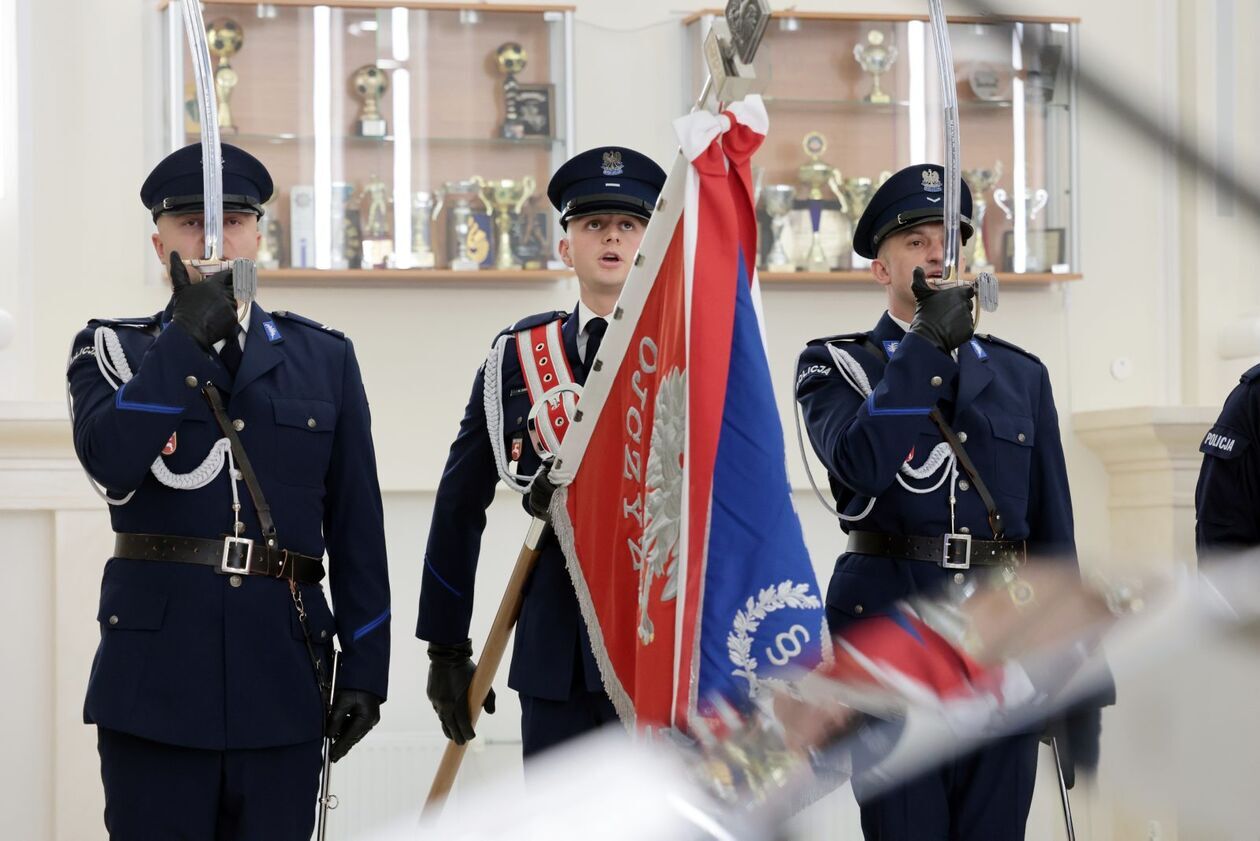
[114, 533, 325, 584]
[847, 530, 1026, 570]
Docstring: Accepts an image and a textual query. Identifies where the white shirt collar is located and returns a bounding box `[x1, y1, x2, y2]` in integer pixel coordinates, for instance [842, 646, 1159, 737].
[577, 299, 611, 335]
[213, 304, 252, 353]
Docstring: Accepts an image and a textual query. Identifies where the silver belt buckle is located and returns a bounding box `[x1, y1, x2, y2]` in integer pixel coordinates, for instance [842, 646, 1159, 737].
[941, 533, 972, 569]
[221, 536, 255, 574]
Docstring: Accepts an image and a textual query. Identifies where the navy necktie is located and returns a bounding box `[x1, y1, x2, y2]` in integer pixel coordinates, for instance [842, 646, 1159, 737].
[583, 317, 608, 378]
[219, 326, 244, 377]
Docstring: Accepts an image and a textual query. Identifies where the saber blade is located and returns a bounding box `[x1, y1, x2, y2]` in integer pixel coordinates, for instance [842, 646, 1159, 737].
[927, 0, 963, 285]
[179, 0, 224, 265]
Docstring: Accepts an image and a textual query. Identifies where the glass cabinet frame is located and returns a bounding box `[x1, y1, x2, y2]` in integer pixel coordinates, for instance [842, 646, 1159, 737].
[683, 10, 1082, 285]
[160, 0, 577, 286]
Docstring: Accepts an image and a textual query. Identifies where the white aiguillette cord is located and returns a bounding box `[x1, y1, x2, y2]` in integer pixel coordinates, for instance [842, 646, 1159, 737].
[67, 325, 233, 506]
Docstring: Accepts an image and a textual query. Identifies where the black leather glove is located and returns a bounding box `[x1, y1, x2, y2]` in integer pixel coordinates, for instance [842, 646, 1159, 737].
[326, 688, 383, 763]
[527, 458, 558, 523]
[427, 639, 495, 745]
[908, 266, 975, 353]
[168, 250, 237, 352]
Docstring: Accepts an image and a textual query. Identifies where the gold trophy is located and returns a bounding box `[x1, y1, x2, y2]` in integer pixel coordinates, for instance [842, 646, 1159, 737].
[351, 65, 389, 138]
[836, 172, 891, 268]
[962, 162, 1003, 272]
[853, 30, 898, 104]
[358, 175, 392, 269]
[479, 177, 537, 270]
[206, 18, 244, 133]
[798, 132, 844, 272]
[495, 42, 528, 140]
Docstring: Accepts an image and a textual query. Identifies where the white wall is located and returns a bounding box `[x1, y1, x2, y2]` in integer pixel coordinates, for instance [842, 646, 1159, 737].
[3, 0, 1256, 839]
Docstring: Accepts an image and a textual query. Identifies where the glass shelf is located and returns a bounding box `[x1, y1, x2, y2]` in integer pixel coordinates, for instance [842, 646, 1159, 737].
[761, 96, 1069, 112]
[192, 132, 565, 149]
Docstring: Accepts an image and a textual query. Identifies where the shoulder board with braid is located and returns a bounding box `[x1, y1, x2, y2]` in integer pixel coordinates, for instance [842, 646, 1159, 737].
[493, 310, 568, 344]
[804, 330, 869, 348]
[87, 314, 160, 330]
[270, 310, 347, 339]
[975, 333, 1041, 363]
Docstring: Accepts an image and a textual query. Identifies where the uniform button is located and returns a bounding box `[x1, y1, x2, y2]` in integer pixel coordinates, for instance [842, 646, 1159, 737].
[930, 375, 943, 387]
[320, 630, 328, 640]
[854, 604, 864, 615]
[108, 615, 119, 625]
[232, 419, 245, 432]
[957, 431, 968, 443]
[954, 572, 966, 584]
[1017, 432, 1026, 443]
[307, 418, 317, 429]
[960, 526, 971, 534]
[185, 375, 198, 388]
[229, 574, 243, 588]
[959, 480, 970, 491]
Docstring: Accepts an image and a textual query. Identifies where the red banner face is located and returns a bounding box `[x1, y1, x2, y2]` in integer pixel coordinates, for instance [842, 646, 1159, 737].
[564, 225, 687, 728]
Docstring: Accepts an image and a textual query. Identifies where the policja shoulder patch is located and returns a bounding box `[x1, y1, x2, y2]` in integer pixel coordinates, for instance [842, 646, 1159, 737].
[1201, 425, 1248, 459]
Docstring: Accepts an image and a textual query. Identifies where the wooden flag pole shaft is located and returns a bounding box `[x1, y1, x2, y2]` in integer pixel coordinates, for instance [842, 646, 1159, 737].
[422, 517, 551, 816]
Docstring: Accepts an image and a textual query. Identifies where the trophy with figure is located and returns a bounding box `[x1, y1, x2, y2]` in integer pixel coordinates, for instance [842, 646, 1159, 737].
[206, 18, 244, 133]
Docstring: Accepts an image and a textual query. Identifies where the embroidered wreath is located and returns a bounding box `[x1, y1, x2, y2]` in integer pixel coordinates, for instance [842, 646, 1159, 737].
[728, 581, 822, 696]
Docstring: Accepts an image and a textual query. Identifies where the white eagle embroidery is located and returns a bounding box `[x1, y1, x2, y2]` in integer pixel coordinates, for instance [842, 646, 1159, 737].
[637, 367, 685, 644]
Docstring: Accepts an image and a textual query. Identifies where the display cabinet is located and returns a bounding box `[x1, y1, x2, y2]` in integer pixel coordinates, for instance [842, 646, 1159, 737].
[160, 0, 576, 285]
[684, 11, 1081, 284]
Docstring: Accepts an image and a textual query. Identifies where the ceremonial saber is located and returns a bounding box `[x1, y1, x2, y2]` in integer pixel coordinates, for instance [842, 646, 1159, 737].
[316, 650, 341, 841]
[926, 0, 963, 285]
[178, 0, 257, 307]
[422, 517, 550, 816]
[179, 0, 224, 266]
[1050, 737, 1078, 841]
[926, 0, 996, 324]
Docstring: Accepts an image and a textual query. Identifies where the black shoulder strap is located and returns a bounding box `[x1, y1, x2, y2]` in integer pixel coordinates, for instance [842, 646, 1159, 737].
[929, 408, 1005, 539]
[203, 384, 279, 548]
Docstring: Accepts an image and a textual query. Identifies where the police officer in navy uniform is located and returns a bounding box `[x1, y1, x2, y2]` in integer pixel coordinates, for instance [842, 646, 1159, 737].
[417, 147, 667, 759]
[795, 164, 1103, 839]
[1195, 367, 1260, 553]
[67, 143, 390, 840]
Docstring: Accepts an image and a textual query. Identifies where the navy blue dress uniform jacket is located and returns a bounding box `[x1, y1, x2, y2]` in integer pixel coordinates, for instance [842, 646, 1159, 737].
[1195, 363, 1260, 553]
[67, 302, 390, 750]
[417, 309, 603, 701]
[795, 312, 1077, 623]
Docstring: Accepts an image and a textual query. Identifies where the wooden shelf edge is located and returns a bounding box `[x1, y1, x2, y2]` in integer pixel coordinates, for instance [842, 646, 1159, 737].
[160, 1, 575, 12]
[261, 268, 575, 286]
[758, 271, 1082, 285]
[257, 268, 1078, 287]
[682, 9, 1079, 26]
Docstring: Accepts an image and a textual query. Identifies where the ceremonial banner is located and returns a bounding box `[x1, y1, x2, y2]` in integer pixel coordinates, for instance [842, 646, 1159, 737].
[550, 97, 827, 731]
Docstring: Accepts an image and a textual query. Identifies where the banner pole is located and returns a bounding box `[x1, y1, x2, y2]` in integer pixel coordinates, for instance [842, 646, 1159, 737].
[422, 518, 549, 815]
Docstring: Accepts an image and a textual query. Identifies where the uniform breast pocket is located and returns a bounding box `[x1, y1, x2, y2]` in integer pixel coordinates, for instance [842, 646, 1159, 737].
[986, 414, 1035, 499]
[272, 398, 336, 488]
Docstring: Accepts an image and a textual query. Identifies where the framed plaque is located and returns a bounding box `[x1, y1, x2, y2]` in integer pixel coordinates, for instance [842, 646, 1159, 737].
[516, 83, 554, 138]
[1002, 227, 1064, 273]
[967, 62, 1009, 101]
